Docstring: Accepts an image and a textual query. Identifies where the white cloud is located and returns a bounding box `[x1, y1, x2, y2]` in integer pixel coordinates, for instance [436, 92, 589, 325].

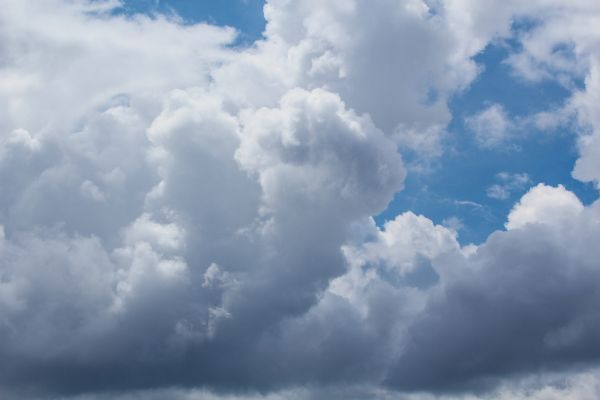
[236, 88, 404, 218]
[216, 0, 495, 159]
[505, 183, 584, 229]
[342, 213, 459, 278]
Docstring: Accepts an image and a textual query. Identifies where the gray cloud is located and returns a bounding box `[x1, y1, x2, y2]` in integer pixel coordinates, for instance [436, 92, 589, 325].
[1, 1, 600, 399]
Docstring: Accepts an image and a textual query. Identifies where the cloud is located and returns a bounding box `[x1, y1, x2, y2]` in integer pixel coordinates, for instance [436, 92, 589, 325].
[1, 0, 600, 399]
[385, 186, 600, 391]
[505, 183, 584, 229]
[486, 172, 531, 200]
[27, 368, 600, 400]
[465, 104, 513, 148]
[216, 0, 492, 158]
[442, 216, 466, 233]
[572, 65, 600, 187]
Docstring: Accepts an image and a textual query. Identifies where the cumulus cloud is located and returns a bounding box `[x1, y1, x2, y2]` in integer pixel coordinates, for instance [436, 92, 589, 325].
[1, 0, 600, 399]
[216, 0, 493, 158]
[386, 186, 600, 391]
[505, 183, 584, 229]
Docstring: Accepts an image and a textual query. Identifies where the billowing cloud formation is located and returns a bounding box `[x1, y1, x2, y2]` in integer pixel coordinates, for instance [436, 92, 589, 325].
[1, 1, 600, 399]
[386, 189, 600, 391]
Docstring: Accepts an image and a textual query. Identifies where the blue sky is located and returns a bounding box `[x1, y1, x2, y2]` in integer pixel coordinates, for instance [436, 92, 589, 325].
[120, 0, 266, 42]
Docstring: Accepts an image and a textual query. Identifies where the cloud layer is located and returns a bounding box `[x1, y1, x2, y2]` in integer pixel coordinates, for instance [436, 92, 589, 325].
[1, 1, 600, 399]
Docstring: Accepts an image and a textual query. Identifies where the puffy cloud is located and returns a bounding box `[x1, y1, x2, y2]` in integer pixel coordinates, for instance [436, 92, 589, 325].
[258, 184, 600, 394]
[341, 213, 459, 282]
[0, 1, 234, 151]
[385, 186, 600, 391]
[0, 0, 409, 393]
[1, 0, 600, 399]
[505, 183, 584, 229]
[236, 88, 404, 218]
[216, 0, 497, 158]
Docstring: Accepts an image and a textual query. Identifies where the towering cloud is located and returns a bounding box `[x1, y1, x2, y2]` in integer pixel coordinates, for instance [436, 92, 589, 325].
[0, 1, 600, 399]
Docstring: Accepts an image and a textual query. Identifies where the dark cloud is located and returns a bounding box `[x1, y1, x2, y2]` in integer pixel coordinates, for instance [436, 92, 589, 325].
[387, 219, 600, 391]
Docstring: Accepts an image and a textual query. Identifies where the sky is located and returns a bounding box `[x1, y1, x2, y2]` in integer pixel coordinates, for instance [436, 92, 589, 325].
[1, 0, 600, 399]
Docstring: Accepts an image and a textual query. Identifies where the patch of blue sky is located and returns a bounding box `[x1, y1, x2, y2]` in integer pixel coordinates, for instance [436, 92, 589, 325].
[378, 38, 598, 245]
[116, 0, 266, 44]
